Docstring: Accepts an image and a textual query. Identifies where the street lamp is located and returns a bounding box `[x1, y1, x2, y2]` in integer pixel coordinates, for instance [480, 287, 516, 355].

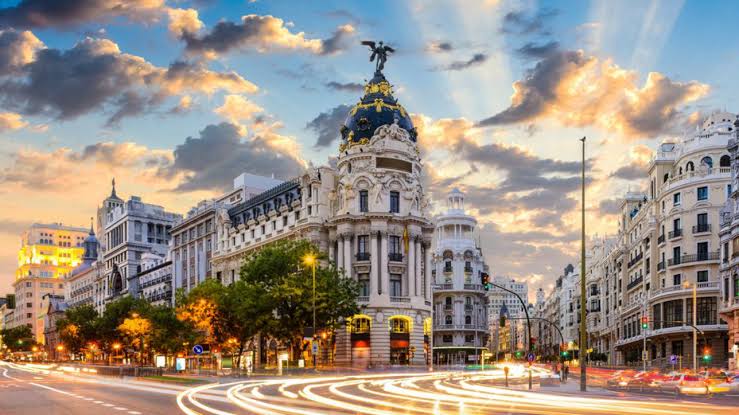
[683, 281, 697, 370]
[56, 344, 64, 362]
[303, 253, 317, 369]
[579, 136, 587, 392]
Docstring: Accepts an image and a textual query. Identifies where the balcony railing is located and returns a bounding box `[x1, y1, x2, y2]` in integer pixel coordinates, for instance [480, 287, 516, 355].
[390, 296, 410, 303]
[444, 304, 453, 310]
[357, 296, 369, 303]
[388, 253, 404, 262]
[657, 261, 665, 271]
[355, 252, 371, 261]
[692, 224, 711, 234]
[463, 284, 483, 291]
[627, 252, 643, 269]
[668, 229, 683, 239]
[443, 266, 453, 273]
[464, 266, 473, 274]
[657, 234, 665, 245]
[433, 283, 454, 290]
[626, 275, 643, 290]
[464, 304, 473, 311]
[667, 252, 720, 266]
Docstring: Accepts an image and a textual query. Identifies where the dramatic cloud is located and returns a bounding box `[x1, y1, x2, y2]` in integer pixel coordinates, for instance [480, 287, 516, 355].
[181, 14, 355, 58]
[0, 0, 166, 28]
[0, 112, 28, 132]
[325, 81, 363, 93]
[214, 94, 264, 125]
[610, 164, 645, 181]
[166, 7, 204, 38]
[500, 9, 558, 36]
[306, 104, 351, 148]
[598, 198, 622, 216]
[437, 53, 488, 71]
[0, 29, 44, 75]
[515, 41, 559, 59]
[477, 49, 709, 138]
[167, 122, 305, 192]
[0, 36, 258, 124]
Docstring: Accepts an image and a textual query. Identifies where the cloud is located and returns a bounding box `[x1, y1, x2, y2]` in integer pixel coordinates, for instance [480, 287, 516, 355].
[500, 9, 558, 36]
[214, 94, 264, 125]
[515, 41, 559, 59]
[306, 104, 351, 148]
[181, 14, 355, 58]
[0, 36, 258, 124]
[325, 81, 363, 93]
[166, 7, 204, 38]
[437, 53, 488, 71]
[476, 49, 709, 139]
[166, 122, 305, 192]
[0, 218, 31, 235]
[168, 95, 194, 114]
[598, 198, 622, 216]
[425, 41, 454, 53]
[0, 0, 166, 29]
[610, 164, 644, 181]
[0, 112, 29, 132]
[0, 29, 44, 75]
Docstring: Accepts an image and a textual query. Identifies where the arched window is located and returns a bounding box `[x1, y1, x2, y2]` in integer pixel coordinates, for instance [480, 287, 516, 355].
[445, 297, 452, 306]
[663, 173, 669, 183]
[701, 156, 713, 168]
[465, 315, 472, 325]
[443, 250, 453, 260]
[445, 315, 452, 325]
[686, 161, 694, 172]
[389, 316, 410, 333]
[679, 167, 683, 175]
[720, 155, 731, 167]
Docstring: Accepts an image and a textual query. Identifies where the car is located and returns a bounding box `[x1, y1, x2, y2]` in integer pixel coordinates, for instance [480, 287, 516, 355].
[701, 371, 732, 393]
[626, 371, 667, 390]
[660, 374, 709, 395]
[606, 370, 636, 388]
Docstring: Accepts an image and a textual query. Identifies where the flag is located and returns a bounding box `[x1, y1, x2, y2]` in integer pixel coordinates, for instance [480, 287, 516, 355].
[403, 225, 409, 254]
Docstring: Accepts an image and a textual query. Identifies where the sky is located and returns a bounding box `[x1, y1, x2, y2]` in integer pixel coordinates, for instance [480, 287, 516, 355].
[0, 0, 736, 301]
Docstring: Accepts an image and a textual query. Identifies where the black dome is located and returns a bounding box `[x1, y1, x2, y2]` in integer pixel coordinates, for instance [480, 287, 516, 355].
[340, 71, 416, 146]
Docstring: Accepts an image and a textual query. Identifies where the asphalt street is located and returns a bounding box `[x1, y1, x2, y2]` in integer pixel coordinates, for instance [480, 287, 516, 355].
[2, 362, 739, 415]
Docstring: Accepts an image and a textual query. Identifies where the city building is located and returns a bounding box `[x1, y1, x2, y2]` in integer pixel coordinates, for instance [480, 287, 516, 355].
[431, 189, 489, 365]
[170, 173, 282, 294]
[12, 223, 88, 343]
[41, 294, 66, 357]
[489, 275, 529, 357]
[98, 183, 181, 307]
[719, 119, 739, 370]
[212, 64, 434, 367]
[136, 252, 173, 306]
[65, 222, 100, 309]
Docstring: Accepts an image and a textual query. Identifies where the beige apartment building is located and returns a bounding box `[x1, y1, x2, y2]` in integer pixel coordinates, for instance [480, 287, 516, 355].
[12, 223, 88, 344]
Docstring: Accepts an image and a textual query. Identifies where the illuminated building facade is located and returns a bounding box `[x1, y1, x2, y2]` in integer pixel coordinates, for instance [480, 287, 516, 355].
[12, 223, 88, 343]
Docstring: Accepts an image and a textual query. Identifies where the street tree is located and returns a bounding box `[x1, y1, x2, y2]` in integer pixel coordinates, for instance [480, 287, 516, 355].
[56, 304, 98, 356]
[0, 325, 37, 352]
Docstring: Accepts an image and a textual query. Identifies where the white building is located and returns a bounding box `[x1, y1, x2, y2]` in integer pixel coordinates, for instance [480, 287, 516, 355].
[489, 276, 529, 355]
[65, 223, 101, 309]
[431, 189, 489, 365]
[137, 252, 173, 307]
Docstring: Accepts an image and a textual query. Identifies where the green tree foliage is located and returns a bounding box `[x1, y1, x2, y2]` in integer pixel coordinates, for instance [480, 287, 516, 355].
[0, 325, 37, 352]
[95, 296, 151, 353]
[148, 305, 197, 359]
[56, 304, 98, 355]
[239, 239, 360, 359]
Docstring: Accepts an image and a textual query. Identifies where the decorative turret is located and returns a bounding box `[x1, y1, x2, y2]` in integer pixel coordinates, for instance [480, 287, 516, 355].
[82, 217, 99, 262]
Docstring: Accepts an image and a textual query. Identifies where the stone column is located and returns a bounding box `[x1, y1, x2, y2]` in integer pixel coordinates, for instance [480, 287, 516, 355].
[407, 238, 415, 297]
[415, 240, 422, 297]
[337, 237, 344, 271]
[380, 232, 388, 296]
[370, 232, 378, 297]
[425, 243, 432, 300]
[344, 234, 353, 279]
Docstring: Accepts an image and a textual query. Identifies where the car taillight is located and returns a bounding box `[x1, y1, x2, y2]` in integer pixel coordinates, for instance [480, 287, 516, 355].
[679, 381, 684, 386]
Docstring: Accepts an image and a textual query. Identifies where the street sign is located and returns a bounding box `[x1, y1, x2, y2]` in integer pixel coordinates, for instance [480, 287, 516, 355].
[669, 354, 678, 365]
[526, 352, 535, 362]
[193, 344, 204, 355]
[642, 350, 648, 361]
[311, 341, 318, 354]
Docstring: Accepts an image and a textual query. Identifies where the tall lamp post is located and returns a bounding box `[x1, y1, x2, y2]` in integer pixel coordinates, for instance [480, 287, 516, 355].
[303, 254, 317, 369]
[683, 281, 697, 370]
[579, 136, 588, 392]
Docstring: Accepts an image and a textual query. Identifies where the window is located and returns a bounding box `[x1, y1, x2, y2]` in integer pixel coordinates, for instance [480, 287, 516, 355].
[673, 246, 681, 264]
[728, 184, 733, 198]
[701, 156, 713, 169]
[673, 273, 681, 286]
[389, 236, 401, 254]
[673, 218, 681, 232]
[357, 235, 369, 256]
[389, 191, 400, 213]
[445, 315, 452, 325]
[672, 340, 683, 356]
[465, 315, 472, 325]
[359, 190, 368, 212]
[697, 186, 708, 201]
[720, 155, 731, 167]
[283, 216, 288, 226]
[358, 273, 370, 296]
[442, 334, 452, 343]
[390, 274, 402, 296]
[697, 270, 708, 283]
[686, 161, 694, 172]
[697, 242, 708, 260]
[673, 192, 681, 206]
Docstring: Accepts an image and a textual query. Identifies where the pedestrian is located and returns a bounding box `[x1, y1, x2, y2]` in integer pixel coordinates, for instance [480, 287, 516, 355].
[564, 364, 569, 381]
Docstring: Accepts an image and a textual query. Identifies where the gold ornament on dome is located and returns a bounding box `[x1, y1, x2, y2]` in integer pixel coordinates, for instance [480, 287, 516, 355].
[349, 99, 407, 117]
[364, 81, 393, 96]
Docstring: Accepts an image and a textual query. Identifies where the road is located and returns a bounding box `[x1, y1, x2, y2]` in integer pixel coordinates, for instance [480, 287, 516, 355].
[2, 362, 739, 415]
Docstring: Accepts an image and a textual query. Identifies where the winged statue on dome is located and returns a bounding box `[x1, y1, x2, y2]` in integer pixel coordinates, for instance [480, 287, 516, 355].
[361, 40, 395, 73]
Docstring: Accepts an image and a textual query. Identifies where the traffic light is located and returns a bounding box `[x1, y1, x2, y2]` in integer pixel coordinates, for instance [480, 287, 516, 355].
[702, 348, 712, 362]
[515, 351, 523, 359]
[481, 272, 490, 291]
[561, 350, 569, 359]
[641, 316, 649, 329]
[499, 315, 506, 327]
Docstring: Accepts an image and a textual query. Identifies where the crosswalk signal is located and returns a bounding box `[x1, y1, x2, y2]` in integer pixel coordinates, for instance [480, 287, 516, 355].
[641, 316, 649, 329]
[481, 272, 490, 291]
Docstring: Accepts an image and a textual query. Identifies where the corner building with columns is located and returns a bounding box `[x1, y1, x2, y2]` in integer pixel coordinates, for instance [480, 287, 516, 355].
[211, 66, 434, 367]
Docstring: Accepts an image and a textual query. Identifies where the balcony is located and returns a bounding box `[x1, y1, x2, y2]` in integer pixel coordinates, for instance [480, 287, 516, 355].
[657, 234, 665, 245]
[464, 304, 473, 311]
[443, 266, 453, 273]
[357, 296, 369, 303]
[463, 283, 484, 291]
[668, 229, 683, 239]
[657, 261, 665, 271]
[692, 224, 711, 234]
[667, 252, 720, 267]
[444, 303, 453, 310]
[433, 283, 454, 291]
[650, 281, 720, 300]
[390, 296, 410, 303]
[627, 252, 643, 269]
[355, 252, 371, 261]
[626, 275, 643, 290]
[388, 253, 404, 262]
[464, 266, 473, 274]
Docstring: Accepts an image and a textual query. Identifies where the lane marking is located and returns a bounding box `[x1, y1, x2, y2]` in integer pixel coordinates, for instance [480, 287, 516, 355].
[103, 403, 115, 407]
[94, 401, 104, 404]
[128, 412, 142, 415]
[113, 407, 127, 410]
